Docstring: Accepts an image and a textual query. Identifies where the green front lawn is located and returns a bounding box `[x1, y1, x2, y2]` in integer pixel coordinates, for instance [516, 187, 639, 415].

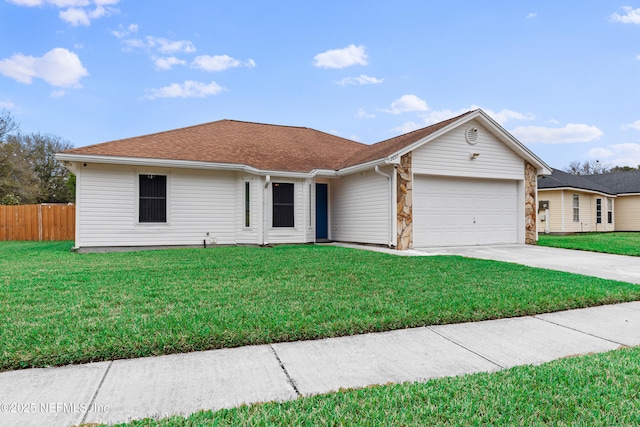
[538, 232, 640, 256]
[111, 346, 640, 427]
[1, 241, 639, 371]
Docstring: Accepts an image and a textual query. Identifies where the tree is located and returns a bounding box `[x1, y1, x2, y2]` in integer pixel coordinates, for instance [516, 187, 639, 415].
[0, 109, 18, 142]
[610, 165, 640, 173]
[565, 160, 610, 175]
[23, 133, 74, 203]
[0, 134, 38, 202]
[0, 110, 75, 203]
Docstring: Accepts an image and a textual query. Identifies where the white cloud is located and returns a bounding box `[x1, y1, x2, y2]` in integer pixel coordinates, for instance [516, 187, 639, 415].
[356, 108, 375, 119]
[622, 120, 640, 131]
[50, 89, 65, 98]
[191, 55, 256, 72]
[481, 107, 535, 125]
[392, 121, 422, 134]
[588, 143, 640, 167]
[144, 80, 226, 99]
[154, 56, 186, 70]
[59, 7, 89, 25]
[420, 108, 469, 125]
[526, 12, 537, 19]
[587, 147, 614, 158]
[0, 47, 88, 87]
[8, 0, 119, 25]
[610, 6, 640, 24]
[313, 44, 367, 69]
[335, 74, 383, 86]
[0, 101, 16, 109]
[511, 123, 603, 144]
[122, 36, 196, 54]
[384, 94, 428, 114]
[112, 23, 138, 39]
[8, 0, 91, 6]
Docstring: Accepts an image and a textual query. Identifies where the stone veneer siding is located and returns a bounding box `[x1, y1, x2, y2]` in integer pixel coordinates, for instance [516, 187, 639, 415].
[525, 161, 537, 244]
[397, 152, 413, 250]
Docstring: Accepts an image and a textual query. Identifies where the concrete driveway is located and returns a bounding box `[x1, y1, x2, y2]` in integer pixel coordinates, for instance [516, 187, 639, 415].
[419, 244, 640, 284]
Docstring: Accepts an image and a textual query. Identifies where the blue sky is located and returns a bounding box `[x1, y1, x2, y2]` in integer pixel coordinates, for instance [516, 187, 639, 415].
[1, 1, 640, 171]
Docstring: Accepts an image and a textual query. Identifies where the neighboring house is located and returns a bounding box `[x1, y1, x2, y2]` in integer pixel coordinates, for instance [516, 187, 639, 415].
[537, 169, 640, 233]
[56, 109, 551, 252]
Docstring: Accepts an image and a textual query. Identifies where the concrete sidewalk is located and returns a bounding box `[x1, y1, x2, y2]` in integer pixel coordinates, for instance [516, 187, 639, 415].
[1, 302, 639, 427]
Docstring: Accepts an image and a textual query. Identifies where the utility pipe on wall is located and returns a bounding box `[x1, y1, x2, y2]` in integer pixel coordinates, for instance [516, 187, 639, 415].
[262, 175, 271, 246]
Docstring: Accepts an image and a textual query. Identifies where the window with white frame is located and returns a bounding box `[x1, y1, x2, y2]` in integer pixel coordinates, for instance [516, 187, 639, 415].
[607, 198, 613, 224]
[572, 194, 579, 222]
[596, 198, 602, 224]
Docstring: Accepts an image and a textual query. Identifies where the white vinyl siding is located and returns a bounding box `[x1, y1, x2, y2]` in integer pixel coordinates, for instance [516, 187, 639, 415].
[412, 119, 524, 180]
[265, 177, 312, 244]
[413, 176, 518, 246]
[331, 168, 390, 245]
[235, 175, 260, 244]
[76, 164, 236, 248]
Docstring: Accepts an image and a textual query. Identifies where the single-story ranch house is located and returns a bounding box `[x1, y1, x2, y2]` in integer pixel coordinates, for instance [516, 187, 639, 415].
[56, 109, 551, 252]
[538, 168, 640, 233]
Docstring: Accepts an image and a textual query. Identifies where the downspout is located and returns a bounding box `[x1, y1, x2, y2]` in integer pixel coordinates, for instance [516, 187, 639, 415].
[374, 165, 394, 248]
[263, 175, 270, 246]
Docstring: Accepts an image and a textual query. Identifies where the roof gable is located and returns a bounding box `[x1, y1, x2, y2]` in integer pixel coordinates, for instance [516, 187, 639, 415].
[338, 111, 473, 168]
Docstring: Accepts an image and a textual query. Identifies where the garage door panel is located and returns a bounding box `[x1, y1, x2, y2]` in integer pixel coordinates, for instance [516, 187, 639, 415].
[414, 176, 518, 247]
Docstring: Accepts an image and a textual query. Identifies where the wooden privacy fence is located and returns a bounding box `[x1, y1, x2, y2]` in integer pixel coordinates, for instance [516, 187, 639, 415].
[0, 204, 75, 241]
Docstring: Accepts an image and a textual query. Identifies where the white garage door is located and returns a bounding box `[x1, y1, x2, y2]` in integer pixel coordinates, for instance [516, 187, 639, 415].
[413, 176, 518, 247]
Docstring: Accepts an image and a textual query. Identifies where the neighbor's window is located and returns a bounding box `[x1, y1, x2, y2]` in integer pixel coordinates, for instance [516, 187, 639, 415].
[596, 198, 602, 224]
[139, 174, 166, 223]
[273, 182, 294, 227]
[607, 198, 613, 224]
[244, 181, 250, 228]
[572, 194, 580, 222]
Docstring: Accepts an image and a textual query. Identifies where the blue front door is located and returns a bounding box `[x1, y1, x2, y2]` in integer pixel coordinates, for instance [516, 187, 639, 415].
[316, 183, 328, 240]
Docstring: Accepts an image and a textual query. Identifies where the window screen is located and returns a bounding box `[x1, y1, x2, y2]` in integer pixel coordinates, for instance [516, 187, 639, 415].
[139, 175, 166, 223]
[272, 183, 294, 227]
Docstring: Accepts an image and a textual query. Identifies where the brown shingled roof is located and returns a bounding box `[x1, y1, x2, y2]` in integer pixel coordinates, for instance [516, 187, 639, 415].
[61, 120, 367, 173]
[61, 111, 476, 173]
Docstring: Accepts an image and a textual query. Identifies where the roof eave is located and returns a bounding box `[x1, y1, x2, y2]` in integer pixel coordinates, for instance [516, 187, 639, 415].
[55, 153, 316, 178]
[336, 158, 388, 176]
[538, 187, 617, 197]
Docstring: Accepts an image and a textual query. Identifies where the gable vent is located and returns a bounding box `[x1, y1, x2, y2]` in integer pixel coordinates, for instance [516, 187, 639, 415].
[465, 127, 479, 145]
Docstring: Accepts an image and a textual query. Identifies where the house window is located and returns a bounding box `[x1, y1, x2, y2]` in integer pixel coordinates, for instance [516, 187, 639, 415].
[273, 183, 294, 227]
[244, 181, 250, 228]
[572, 194, 579, 222]
[607, 199, 613, 224]
[139, 175, 166, 223]
[596, 198, 602, 224]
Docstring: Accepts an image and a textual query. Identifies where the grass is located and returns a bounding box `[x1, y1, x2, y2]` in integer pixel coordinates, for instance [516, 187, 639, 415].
[538, 232, 640, 256]
[1, 241, 640, 372]
[108, 346, 640, 426]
